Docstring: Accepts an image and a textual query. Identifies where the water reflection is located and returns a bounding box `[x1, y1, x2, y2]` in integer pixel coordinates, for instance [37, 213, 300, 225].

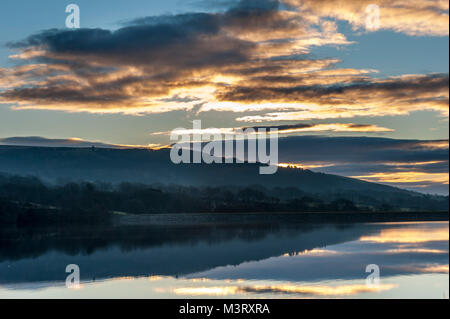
[360, 222, 449, 243]
[172, 281, 398, 297]
[0, 219, 448, 298]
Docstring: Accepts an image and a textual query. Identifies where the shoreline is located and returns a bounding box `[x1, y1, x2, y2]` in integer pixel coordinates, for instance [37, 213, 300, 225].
[114, 211, 449, 226]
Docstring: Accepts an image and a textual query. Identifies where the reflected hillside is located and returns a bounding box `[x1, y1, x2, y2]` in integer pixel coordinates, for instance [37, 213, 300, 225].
[0, 221, 382, 284]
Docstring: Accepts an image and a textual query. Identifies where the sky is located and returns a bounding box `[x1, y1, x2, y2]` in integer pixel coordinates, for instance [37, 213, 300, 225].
[0, 0, 448, 194]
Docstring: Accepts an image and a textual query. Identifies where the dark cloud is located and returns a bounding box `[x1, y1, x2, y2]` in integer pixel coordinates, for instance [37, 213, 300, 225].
[9, 23, 252, 70]
[8, 1, 286, 70]
[244, 123, 316, 130]
[217, 73, 449, 103]
[1, 86, 131, 104]
[277, 135, 449, 164]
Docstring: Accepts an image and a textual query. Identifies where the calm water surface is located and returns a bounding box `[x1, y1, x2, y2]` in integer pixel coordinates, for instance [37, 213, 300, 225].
[0, 218, 448, 298]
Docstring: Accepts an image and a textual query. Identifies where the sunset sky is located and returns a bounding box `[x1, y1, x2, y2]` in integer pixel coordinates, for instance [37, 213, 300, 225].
[0, 0, 448, 194]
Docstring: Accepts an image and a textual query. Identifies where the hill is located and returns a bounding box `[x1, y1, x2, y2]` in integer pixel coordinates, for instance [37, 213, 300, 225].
[0, 145, 448, 212]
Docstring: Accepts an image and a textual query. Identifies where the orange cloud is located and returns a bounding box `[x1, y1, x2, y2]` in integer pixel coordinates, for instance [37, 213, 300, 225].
[214, 74, 450, 121]
[351, 171, 449, 185]
[284, 0, 449, 36]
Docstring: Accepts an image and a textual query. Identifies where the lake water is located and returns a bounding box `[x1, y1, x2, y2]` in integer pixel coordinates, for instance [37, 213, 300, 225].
[0, 218, 448, 299]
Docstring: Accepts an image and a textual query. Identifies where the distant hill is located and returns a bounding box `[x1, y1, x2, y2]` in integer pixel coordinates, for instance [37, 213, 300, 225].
[0, 145, 447, 211]
[0, 145, 408, 192]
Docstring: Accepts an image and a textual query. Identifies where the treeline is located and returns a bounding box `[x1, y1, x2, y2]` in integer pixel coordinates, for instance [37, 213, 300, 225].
[0, 174, 448, 226]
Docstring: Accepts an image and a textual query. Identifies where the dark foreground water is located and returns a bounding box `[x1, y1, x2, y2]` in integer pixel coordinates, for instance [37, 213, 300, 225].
[0, 216, 448, 298]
